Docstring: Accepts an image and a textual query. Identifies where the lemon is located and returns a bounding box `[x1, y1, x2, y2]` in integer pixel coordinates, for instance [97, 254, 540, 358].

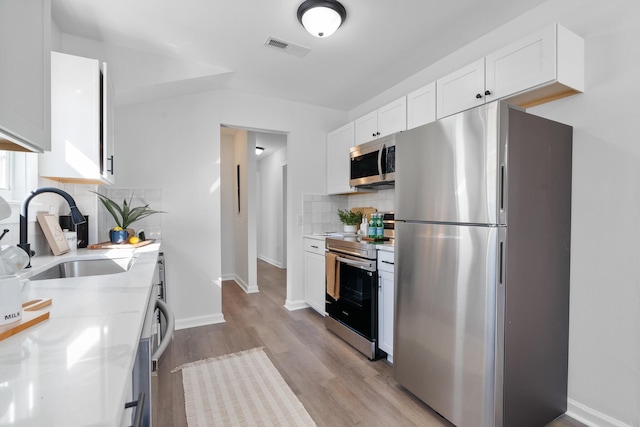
[128, 236, 140, 245]
[112, 226, 123, 231]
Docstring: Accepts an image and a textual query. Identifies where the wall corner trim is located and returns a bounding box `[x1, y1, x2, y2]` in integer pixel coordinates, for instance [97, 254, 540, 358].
[567, 398, 631, 427]
[175, 313, 225, 331]
[284, 300, 309, 311]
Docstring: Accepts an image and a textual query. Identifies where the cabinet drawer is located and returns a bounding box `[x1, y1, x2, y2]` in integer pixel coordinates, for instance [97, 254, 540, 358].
[303, 238, 325, 256]
[377, 250, 395, 273]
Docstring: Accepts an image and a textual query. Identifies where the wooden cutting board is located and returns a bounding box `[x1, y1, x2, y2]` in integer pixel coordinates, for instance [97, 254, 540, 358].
[88, 239, 154, 250]
[0, 298, 52, 342]
[351, 207, 376, 221]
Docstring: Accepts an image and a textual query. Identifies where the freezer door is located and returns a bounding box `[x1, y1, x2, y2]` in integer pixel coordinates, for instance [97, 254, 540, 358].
[395, 102, 505, 225]
[394, 222, 502, 427]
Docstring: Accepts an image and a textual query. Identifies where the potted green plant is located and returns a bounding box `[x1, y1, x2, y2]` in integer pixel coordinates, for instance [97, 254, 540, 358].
[337, 209, 363, 233]
[91, 191, 165, 244]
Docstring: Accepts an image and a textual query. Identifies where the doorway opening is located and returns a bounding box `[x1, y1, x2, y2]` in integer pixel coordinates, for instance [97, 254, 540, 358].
[219, 125, 288, 303]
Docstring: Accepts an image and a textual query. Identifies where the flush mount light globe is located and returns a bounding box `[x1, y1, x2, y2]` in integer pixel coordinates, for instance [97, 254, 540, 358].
[297, 0, 347, 38]
[256, 146, 264, 155]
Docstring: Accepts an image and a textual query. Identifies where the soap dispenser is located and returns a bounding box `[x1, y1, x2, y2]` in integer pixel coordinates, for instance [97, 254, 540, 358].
[360, 215, 368, 237]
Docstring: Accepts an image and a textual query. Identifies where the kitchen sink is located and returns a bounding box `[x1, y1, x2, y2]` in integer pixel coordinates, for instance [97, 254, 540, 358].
[30, 257, 136, 281]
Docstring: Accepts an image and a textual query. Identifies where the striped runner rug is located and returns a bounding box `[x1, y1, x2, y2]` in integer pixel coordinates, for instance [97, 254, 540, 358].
[172, 347, 316, 427]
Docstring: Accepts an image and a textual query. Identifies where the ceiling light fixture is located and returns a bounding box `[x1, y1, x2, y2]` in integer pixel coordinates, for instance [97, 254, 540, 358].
[256, 146, 264, 155]
[297, 0, 346, 38]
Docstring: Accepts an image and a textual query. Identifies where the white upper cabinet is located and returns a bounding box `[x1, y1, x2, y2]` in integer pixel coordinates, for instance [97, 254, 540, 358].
[40, 52, 115, 184]
[355, 111, 378, 145]
[437, 23, 584, 119]
[485, 25, 556, 102]
[407, 82, 436, 130]
[104, 63, 115, 179]
[355, 96, 407, 145]
[0, 0, 51, 152]
[437, 58, 486, 119]
[377, 97, 407, 137]
[327, 121, 356, 195]
[491, 23, 584, 108]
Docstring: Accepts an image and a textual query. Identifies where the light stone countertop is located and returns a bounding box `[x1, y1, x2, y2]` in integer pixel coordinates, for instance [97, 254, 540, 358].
[305, 233, 395, 252]
[303, 234, 327, 242]
[0, 243, 161, 426]
[375, 243, 395, 252]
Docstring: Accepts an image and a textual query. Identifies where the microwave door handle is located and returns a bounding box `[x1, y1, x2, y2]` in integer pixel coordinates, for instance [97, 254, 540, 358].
[378, 144, 385, 179]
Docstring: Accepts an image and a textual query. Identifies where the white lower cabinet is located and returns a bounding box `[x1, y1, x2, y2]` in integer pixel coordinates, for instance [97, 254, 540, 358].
[377, 249, 394, 362]
[303, 238, 326, 315]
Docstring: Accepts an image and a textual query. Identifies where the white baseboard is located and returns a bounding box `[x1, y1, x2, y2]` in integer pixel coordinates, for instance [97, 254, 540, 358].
[258, 255, 284, 269]
[219, 273, 235, 281]
[284, 299, 309, 311]
[175, 313, 225, 331]
[567, 399, 631, 427]
[233, 275, 260, 294]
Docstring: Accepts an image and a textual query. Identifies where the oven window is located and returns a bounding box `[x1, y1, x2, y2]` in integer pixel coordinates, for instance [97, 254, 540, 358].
[327, 262, 377, 340]
[341, 264, 371, 307]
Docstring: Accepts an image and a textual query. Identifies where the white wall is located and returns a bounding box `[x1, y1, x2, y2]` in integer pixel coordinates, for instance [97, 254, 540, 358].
[230, 130, 254, 293]
[220, 132, 235, 280]
[115, 92, 225, 329]
[347, 1, 640, 425]
[115, 89, 345, 328]
[245, 132, 258, 293]
[257, 145, 287, 268]
[220, 133, 235, 280]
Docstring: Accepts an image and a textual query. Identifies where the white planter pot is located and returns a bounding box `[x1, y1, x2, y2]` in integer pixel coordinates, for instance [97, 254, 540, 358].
[343, 224, 357, 233]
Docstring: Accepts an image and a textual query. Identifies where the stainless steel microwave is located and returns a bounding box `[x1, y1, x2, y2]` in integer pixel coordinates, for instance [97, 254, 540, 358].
[349, 135, 396, 188]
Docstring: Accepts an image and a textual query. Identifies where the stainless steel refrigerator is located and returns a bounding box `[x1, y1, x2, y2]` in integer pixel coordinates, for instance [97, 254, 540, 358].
[394, 101, 572, 427]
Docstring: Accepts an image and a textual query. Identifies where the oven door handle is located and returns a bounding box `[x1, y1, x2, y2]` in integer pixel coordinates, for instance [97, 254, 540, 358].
[152, 299, 175, 372]
[336, 256, 375, 272]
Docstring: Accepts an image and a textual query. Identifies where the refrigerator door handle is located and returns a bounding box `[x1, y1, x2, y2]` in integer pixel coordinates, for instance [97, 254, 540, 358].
[499, 241, 504, 285]
[500, 165, 505, 211]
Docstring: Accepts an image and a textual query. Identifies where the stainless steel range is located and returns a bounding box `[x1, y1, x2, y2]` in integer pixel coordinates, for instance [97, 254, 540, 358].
[324, 212, 393, 360]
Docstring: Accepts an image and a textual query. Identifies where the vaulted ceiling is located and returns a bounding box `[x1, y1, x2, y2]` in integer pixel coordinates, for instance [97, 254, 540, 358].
[52, 0, 548, 110]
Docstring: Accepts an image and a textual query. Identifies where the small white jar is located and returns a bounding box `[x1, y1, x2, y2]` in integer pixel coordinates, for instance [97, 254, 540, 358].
[0, 275, 22, 325]
[63, 230, 77, 251]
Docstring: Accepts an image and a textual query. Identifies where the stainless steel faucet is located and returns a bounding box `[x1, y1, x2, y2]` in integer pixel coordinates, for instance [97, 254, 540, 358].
[19, 187, 86, 266]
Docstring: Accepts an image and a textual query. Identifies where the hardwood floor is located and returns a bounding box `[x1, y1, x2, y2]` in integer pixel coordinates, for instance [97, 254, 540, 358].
[153, 259, 586, 427]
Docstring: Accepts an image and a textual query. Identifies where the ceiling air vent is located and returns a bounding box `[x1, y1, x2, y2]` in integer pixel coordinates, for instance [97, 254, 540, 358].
[264, 37, 310, 57]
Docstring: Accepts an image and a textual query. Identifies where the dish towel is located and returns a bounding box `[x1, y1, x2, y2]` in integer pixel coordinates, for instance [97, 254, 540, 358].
[325, 252, 340, 300]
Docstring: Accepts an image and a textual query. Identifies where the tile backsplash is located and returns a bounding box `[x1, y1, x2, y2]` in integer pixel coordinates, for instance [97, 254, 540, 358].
[97, 188, 164, 242]
[0, 178, 99, 255]
[347, 189, 395, 214]
[302, 189, 395, 234]
[0, 181, 163, 256]
[302, 194, 347, 235]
